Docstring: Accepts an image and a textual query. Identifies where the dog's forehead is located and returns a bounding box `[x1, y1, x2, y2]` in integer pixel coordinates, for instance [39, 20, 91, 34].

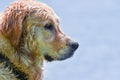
[11, 0, 59, 26]
[38, 3, 59, 25]
[26, 0, 60, 25]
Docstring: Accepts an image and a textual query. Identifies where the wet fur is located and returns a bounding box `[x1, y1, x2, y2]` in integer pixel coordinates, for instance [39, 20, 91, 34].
[0, 0, 78, 80]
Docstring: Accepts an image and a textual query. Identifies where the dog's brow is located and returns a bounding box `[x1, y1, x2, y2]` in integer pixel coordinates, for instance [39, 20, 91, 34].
[53, 18, 59, 27]
[56, 18, 59, 24]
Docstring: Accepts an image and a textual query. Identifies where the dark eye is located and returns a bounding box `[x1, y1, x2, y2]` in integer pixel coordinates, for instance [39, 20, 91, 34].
[44, 24, 54, 31]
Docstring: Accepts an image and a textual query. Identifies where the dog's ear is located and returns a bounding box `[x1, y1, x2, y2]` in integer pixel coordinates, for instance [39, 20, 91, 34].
[0, 3, 28, 48]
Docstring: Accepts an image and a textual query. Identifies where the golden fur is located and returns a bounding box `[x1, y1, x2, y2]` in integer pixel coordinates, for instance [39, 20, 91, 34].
[0, 0, 79, 80]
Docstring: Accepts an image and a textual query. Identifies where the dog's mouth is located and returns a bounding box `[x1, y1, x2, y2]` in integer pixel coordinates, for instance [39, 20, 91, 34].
[44, 49, 76, 61]
[57, 48, 75, 60]
[44, 42, 79, 61]
[57, 42, 79, 60]
[44, 48, 78, 61]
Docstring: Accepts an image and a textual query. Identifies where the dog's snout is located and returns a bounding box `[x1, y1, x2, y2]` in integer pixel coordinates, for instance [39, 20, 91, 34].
[68, 42, 79, 50]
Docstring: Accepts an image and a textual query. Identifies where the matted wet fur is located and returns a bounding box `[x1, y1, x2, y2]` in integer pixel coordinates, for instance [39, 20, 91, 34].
[0, 0, 79, 80]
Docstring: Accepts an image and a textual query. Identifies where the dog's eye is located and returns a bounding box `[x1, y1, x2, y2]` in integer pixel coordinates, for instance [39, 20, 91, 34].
[44, 24, 54, 31]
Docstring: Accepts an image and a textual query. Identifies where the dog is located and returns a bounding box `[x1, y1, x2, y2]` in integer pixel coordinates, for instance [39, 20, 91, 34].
[0, 0, 79, 80]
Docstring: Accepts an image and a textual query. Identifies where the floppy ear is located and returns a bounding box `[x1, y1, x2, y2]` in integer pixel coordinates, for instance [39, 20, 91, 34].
[0, 3, 28, 48]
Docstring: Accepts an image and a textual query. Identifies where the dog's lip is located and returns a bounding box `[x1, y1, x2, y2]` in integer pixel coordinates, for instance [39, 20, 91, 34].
[44, 54, 54, 62]
[44, 47, 78, 61]
[57, 48, 75, 61]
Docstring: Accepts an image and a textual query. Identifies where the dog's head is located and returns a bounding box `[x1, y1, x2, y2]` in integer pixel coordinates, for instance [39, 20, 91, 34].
[0, 0, 79, 62]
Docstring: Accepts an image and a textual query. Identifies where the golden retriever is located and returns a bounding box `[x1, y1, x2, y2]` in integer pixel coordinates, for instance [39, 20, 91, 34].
[0, 0, 79, 80]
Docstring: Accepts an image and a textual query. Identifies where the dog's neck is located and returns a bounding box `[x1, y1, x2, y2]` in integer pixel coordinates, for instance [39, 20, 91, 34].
[16, 27, 43, 80]
[0, 31, 43, 80]
[0, 52, 28, 80]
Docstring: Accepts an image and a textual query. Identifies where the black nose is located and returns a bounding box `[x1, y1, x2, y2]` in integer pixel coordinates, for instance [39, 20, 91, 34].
[68, 42, 79, 50]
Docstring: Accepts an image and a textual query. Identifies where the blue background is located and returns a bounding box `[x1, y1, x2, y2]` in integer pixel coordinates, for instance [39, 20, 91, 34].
[0, 0, 120, 80]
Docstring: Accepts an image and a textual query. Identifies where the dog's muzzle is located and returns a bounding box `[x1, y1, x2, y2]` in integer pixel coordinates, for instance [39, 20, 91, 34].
[57, 41, 79, 60]
[44, 42, 79, 61]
